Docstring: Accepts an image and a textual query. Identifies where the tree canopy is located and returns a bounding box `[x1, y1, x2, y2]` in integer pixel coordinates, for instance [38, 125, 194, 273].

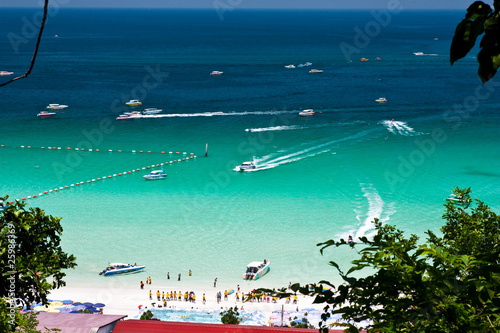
[451, 1, 500, 83]
[264, 188, 500, 332]
[1, 197, 77, 332]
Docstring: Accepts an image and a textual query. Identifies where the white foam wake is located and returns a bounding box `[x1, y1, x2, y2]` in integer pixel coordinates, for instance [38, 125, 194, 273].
[381, 120, 422, 136]
[139, 110, 298, 118]
[246, 125, 305, 132]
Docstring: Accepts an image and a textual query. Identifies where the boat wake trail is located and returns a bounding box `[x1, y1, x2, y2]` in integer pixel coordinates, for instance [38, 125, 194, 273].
[246, 125, 305, 132]
[250, 128, 379, 171]
[143, 110, 298, 118]
[381, 120, 422, 136]
[349, 184, 396, 241]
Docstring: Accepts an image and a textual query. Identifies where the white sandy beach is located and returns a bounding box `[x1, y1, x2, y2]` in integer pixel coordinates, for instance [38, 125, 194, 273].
[48, 280, 325, 326]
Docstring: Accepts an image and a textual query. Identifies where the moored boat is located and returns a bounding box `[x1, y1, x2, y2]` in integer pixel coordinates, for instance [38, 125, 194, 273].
[37, 111, 56, 118]
[375, 97, 387, 103]
[99, 263, 145, 276]
[299, 109, 315, 117]
[243, 260, 270, 280]
[210, 71, 223, 75]
[143, 169, 167, 180]
[46, 104, 68, 110]
[284, 64, 296, 68]
[233, 161, 256, 172]
[446, 194, 471, 204]
[309, 69, 323, 73]
[125, 99, 142, 106]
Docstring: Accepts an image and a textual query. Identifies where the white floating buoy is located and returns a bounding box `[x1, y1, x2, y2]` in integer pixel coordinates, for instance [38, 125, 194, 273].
[58, 147, 61, 150]
[71, 184, 74, 187]
[92, 179, 96, 182]
[169, 152, 172, 154]
[183, 152, 186, 154]
[132, 150, 136, 153]
[109, 149, 112, 152]
[49, 190, 53, 192]
[113, 174, 117, 177]
[21, 146, 25, 148]
[59, 187, 63, 190]
[89, 149, 93, 152]
[75, 148, 79, 150]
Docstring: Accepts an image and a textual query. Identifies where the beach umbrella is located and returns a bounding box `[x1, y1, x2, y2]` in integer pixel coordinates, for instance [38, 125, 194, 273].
[61, 300, 73, 305]
[83, 302, 94, 308]
[94, 303, 105, 308]
[72, 302, 83, 306]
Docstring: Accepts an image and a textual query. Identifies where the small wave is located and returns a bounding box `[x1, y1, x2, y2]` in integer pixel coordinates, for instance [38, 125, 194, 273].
[381, 120, 422, 136]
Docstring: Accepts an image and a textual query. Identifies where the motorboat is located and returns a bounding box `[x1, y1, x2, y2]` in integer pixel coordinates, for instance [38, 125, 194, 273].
[284, 64, 296, 69]
[309, 69, 323, 73]
[233, 161, 256, 172]
[141, 108, 162, 115]
[143, 169, 167, 180]
[413, 52, 424, 56]
[116, 115, 135, 120]
[446, 194, 471, 204]
[99, 263, 145, 276]
[245, 128, 254, 132]
[375, 97, 387, 103]
[125, 100, 142, 106]
[299, 109, 315, 117]
[360, 58, 369, 62]
[243, 260, 270, 280]
[304, 62, 312, 66]
[0, 71, 14, 76]
[46, 104, 68, 110]
[37, 111, 56, 118]
[210, 71, 223, 75]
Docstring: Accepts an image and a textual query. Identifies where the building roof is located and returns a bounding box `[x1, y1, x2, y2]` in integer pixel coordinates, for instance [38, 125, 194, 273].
[35, 313, 126, 333]
[113, 320, 347, 332]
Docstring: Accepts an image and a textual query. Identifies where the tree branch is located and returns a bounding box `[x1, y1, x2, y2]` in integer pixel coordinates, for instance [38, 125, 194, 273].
[0, 0, 49, 87]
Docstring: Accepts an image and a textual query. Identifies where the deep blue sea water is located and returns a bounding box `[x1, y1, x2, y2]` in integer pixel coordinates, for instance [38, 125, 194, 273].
[1, 8, 500, 292]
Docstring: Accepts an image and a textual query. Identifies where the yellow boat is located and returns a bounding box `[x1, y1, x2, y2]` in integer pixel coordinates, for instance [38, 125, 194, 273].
[125, 99, 142, 106]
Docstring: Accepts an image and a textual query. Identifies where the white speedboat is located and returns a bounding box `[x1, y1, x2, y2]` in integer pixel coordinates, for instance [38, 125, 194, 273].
[299, 109, 315, 117]
[375, 97, 387, 103]
[233, 161, 256, 172]
[245, 128, 254, 132]
[446, 194, 471, 204]
[0, 71, 14, 76]
[304, 62, 312, 66]
[125, 99, 142, 106]
[37, 111, 56, 118]
[99, 263, 145, 276]
[284, 64, 296, 68]
[116, 115, 135, 120]
[143, 170, 167, 180]
[210, 71, 223, 75]
[46, 104, 68, 110]
[243, 260, 270, 280]
[309, 69, 323, 73]
[413, 52, 424, 56]
[141, 108, 162, 115]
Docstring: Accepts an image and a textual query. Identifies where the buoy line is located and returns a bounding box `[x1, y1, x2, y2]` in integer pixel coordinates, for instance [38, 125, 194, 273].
[4, 155, 197, 204]
[0, 144, 193, 156]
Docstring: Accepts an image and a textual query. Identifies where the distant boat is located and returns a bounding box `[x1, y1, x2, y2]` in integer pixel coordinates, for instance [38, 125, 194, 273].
[360, 58, 369, 62]
[309, 69, 323, 73]
[375, 97, 387, 103]
[299, 109, 315, 117]
[0, 71, 14, 76]
[210, 71, 223, 75]
[46, 104, 68, 110]
[245, 128, 254, 132]
[446, 194, 471, 205]
[37, 111, 56, 118]
[284, 64, 296, 69]
[125, 100, 142, 106]
[143, 169, 167, 180]
[376, 57, 381, 61]
[243, 260, 270, 280]
[304, 62, 312, 66]
[141, 108, 162, 115]
[413, 52, 424, 56]
[99, 263, 146, 276]
[233, 161, 256, 172]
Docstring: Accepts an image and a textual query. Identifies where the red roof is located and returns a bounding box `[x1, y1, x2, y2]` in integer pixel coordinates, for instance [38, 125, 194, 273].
[113, 320, 327, 332]
[35, 313, 126, 333]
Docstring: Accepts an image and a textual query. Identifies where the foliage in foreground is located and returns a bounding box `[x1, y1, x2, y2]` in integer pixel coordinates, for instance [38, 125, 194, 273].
[140, 310, 155, 320]
[451, 1, 500, 82]
[0, 197, 77, 332]
[221, 306, 242, 325]
[262, 188, 500, 332]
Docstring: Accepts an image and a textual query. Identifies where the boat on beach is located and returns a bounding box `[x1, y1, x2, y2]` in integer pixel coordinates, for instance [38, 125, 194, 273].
[243, 260, 270, 280]
[125, 99, 142, 106]
[37, 111, 56, 118]
[143, 169, 167, 180]
[299, 109, 315, 117]
[99, 263, 146, 276]
[233, 161, 256, 172]
[46, 104, 68, 110]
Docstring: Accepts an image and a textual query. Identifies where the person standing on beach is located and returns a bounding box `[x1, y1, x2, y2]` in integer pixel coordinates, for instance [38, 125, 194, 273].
[189, 269, 192, 276]
[167, 272, 170, 279]
[237, 284, 240, 292]
[149, 290, 152, 300]
[178, 273, 181, 281]
[214, 277, 217, 287]
[140, 281, 144, 289]
[203, 293, 206, 304]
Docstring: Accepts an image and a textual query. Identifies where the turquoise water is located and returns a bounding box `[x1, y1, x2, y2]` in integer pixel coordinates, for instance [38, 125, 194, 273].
[1, 8, 500, 292]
